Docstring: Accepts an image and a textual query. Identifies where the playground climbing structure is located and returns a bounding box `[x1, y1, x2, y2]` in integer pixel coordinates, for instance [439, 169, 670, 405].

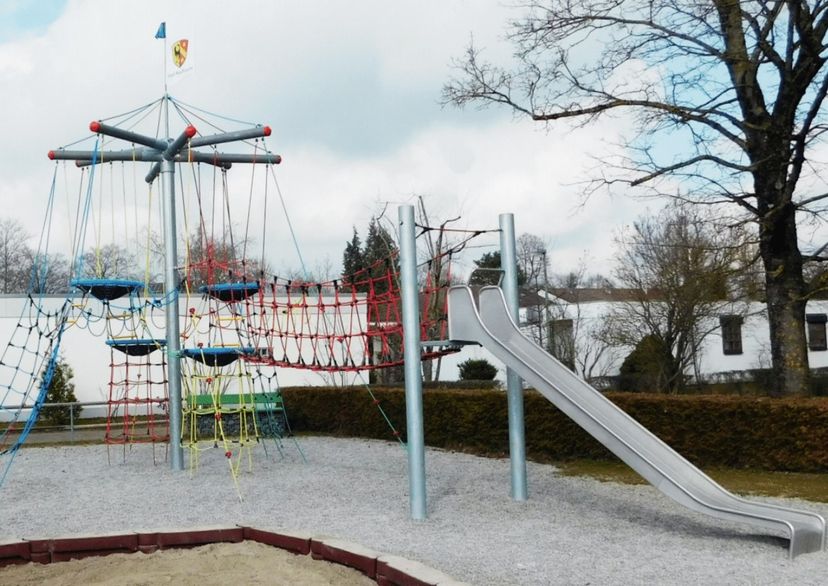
[0, 95, 472, 491]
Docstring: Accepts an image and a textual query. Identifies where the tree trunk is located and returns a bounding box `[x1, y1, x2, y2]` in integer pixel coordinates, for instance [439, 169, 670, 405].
[422, 358, 433, 383]
[759, 202, 809, 396]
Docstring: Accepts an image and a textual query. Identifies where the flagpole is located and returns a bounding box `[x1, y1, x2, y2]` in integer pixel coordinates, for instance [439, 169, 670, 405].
[163, 31, 168, 97]
[163, 31, 169, 137]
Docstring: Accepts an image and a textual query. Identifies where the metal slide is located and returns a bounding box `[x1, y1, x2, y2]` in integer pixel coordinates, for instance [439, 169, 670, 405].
[447, 286, 826, 558]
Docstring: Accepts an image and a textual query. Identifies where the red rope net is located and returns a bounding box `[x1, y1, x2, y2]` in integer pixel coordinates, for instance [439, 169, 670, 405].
[182, 252, 458, 372]
[105, 344, 169, 446]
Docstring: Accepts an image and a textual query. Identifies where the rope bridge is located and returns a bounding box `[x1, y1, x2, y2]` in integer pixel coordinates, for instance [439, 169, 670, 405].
[183, 253, 459, 374]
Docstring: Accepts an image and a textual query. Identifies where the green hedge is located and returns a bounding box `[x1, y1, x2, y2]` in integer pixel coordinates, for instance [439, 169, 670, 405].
[280, 387, 828, 473]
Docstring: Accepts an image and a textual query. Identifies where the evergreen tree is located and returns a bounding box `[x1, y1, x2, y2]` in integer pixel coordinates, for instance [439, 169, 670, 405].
[468, 251, 526, 287]
[342, 227, 365, 285]
[618, 335, 680, 393]
[42, 358, 82, 426]
[363, 218, 396, 264]
[363, 218, 398, 295]
[458, 358, 498, 381]
[340, 217, 402, 383]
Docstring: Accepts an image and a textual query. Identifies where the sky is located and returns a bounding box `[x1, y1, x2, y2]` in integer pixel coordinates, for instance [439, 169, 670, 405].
[0, 0, 653, 282]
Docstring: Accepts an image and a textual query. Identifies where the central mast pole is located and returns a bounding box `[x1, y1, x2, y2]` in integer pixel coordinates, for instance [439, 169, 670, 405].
[162, 93, 184, 470]
[159, 27, 183, 468]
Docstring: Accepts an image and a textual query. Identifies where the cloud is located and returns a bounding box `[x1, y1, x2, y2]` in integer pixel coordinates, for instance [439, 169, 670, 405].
[267, 114, 644, 279]
[0, 0, 646, 285]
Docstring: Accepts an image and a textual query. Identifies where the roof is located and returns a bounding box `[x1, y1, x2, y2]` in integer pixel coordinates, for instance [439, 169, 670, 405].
[466, 286, 546, 309]
[544, 287, 664, 304]
[469, 285, 659, 308]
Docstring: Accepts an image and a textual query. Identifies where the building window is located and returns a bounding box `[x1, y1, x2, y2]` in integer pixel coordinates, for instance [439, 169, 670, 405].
[525, 306, 543, 325]
[720, 316, 743, 355]
[547, 319, 575, 370]
[807, 314, 827, 351]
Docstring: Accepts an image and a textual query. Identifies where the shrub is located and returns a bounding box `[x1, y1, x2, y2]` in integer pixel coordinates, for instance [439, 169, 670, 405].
[41, 358, 82, 426]
[458, 358, 498, 381]
[280, 386, 828, 472]
[618, 335, 678, 393]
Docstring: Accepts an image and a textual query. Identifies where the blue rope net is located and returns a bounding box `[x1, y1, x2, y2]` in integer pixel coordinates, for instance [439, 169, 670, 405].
[0, 296, 72, 486]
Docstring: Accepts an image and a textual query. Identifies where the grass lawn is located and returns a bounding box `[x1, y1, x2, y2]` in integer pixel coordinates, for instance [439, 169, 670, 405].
[557, 459, 828, 503]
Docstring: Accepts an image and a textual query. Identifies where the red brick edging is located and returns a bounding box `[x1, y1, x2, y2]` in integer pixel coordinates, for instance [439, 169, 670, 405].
[0, 525, 467, 586]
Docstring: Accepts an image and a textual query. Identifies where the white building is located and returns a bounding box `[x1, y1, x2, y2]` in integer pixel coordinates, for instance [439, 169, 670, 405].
[534, 288, 828, 384]
[436, 287, 828, 387]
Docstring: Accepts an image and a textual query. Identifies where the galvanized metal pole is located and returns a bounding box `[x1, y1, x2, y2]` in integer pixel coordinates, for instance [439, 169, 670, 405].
[499, 213, 528, 500]
[398, 205, 426, 520]
[161, 158, 184, 471]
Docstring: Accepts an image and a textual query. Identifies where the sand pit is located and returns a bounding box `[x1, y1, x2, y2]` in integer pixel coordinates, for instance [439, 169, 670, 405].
[0, 540, 376, 585]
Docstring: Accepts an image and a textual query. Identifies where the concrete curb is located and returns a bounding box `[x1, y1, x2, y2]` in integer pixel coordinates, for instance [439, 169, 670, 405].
[0, 526, 470, 586]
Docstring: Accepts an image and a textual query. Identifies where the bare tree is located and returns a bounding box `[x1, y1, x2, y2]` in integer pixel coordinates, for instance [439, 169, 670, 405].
[517, 233, 549, 285]
[80, 243, 138, 280]
[603, 205, 753, 392]
[444, 1, 828, 395]
[516, 233, 551, 346]
[553, 270, 615, 289]
[147, 228, 270, 290]
[0, 219, 32, 293]
[416, 196, 464, 383]
[27, 251, 70, 294]
[278, 257, 336, 284]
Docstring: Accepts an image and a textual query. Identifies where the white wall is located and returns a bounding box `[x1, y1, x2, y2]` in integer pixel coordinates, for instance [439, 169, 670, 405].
[5, 293, 827, 414]
[699, 299, 828, 376]
[540, 297, 828, 381]
[0, 293, 367, 418]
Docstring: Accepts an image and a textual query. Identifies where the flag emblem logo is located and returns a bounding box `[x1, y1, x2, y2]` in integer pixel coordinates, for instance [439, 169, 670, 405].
[172, 39, 189, 68]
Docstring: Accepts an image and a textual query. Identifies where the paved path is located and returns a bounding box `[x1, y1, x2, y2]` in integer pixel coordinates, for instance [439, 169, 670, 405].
[13, 424, 128, 446]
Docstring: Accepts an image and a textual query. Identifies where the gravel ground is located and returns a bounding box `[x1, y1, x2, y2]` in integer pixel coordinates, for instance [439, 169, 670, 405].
[1, 437, 826, 585]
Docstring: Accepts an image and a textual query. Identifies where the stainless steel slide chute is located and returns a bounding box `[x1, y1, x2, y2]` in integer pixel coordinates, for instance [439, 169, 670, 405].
[447, 285, 826, 558]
